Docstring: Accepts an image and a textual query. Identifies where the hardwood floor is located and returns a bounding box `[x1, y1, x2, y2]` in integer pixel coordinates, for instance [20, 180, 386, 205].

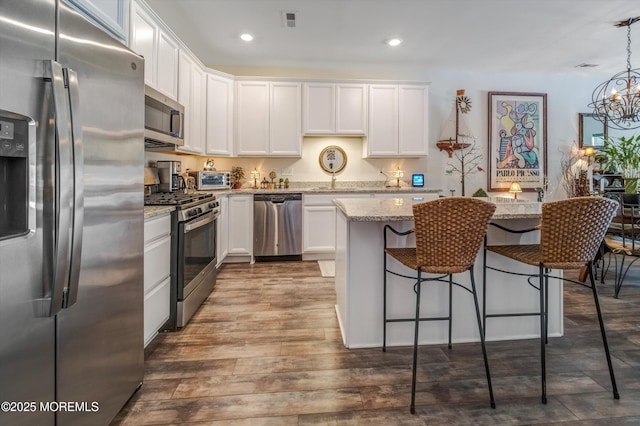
[113, 260, 640, 425]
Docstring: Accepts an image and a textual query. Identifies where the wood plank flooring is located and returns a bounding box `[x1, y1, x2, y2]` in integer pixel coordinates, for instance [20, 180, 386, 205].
[112, 260, 640, 425]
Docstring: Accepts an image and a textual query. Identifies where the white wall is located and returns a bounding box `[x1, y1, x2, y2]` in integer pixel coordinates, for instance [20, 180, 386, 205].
[146, 69, 605, 200]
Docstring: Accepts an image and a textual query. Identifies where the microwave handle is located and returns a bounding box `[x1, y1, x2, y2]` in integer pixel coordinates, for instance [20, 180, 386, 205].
[170, 109, 183, 137]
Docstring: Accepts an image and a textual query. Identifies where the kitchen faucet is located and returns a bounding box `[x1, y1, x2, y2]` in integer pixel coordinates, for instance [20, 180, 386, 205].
[331, 171, 336, 189]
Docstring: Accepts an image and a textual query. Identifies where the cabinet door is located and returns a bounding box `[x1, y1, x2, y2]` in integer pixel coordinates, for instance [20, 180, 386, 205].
[303, 83, 335, 134]
[64, 0, 129, 43]
[398, 85, 428, 156]
[228, 195, 253, 255]
[189, 64, 206, 154]
[206, 73, 233, 156]
[143, 214, 171, 347]
[216, 195, 229, 266]
[303, 205, 337, 253]
[177, 52, 204, 154]
[270, 82, 302, 156]
[130, 2, 157, 87]
[177, 51, 192, 151]
[367, 85, 399, 157]
[336, 84, 367, 135]
[236, 81, 269, 156]
[156, 30, 179, 101]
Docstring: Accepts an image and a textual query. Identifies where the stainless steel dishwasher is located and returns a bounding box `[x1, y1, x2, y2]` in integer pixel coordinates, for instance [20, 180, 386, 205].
[253, 193, 303, 260]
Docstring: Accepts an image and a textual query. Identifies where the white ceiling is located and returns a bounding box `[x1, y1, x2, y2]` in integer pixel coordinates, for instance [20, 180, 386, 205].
[145, 0, 640, 78]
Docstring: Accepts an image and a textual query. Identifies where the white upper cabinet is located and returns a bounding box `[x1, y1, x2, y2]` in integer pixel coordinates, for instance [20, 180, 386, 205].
[206, 73, 234, 156]
[156, 31, 179, 100]
[130, 1, 178, 100]
[303, 83, 367, 135]
[365, 84, 429, 157]
[64, 0, 129, 43]
[130, 2, 156, 87]
[177, 50, 205, 154]
[235, 80, 302, 157]
[270, 82, 302, 156]
[398, 85, 429, 156]
[235, 81, 269, 155]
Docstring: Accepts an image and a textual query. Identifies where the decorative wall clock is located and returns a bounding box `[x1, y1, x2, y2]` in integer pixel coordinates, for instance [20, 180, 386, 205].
[319, 145, 347, 173]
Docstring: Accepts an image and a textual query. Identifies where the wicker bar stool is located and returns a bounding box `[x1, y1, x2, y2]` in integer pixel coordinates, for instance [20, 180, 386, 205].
[483, 196, 619, 404]
[383, 197, 496, 414]
[602, 193, 640, 298]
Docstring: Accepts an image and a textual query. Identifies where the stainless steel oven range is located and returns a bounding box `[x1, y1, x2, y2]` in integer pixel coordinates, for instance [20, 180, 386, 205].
[144, 192, 219, 329]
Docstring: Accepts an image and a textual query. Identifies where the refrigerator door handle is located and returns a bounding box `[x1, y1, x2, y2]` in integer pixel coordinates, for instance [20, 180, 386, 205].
[44, 60, 73, 316]
[62, 68, 84, 308]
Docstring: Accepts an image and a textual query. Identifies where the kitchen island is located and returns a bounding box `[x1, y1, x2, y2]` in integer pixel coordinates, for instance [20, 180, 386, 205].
[334, 196, 562, 349]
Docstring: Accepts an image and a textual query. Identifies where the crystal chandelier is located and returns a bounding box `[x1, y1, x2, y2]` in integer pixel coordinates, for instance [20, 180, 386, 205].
[589, 17, 640, 130]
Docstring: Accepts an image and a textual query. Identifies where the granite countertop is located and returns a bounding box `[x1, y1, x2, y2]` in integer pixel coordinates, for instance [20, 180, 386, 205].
[205, 182, 441, 196]
[144, 205, 175, 219]
[334, 196, 542, 222]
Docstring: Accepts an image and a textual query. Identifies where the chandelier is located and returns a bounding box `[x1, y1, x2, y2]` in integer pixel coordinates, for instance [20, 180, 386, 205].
[589, 17, 640, 130]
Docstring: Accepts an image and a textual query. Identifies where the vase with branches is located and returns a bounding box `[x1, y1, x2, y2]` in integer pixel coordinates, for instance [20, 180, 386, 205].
[447, 138, 484, 196]
[560, 144, 586, 197]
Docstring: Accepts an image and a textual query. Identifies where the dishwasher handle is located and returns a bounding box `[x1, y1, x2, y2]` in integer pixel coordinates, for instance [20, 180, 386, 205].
[254, 193, 302, 203]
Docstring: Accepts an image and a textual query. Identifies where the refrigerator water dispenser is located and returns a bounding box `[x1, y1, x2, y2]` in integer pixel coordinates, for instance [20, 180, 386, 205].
[0, 113, 30, 240]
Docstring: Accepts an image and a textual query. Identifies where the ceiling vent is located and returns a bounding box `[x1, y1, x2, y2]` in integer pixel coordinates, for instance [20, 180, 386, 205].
[575, 63, 599, 68]
[282, 11, 296, 28]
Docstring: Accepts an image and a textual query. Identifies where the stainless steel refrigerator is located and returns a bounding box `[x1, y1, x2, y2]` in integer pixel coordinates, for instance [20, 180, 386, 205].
[0, 1, 145, 424]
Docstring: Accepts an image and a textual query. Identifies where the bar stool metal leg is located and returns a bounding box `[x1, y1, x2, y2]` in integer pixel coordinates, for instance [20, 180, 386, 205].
[410, 267, 422, 414]
[539, 264, 547, 404]
[448, 274, 453, 349]
[470, 268, 496, 409]
[589, 262, 620, 400]
[383, 251, 388, 352]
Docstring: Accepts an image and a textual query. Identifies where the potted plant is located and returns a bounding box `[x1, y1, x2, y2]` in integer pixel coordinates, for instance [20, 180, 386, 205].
[230, 166, 245, 189]
[598, 134, 640, 193]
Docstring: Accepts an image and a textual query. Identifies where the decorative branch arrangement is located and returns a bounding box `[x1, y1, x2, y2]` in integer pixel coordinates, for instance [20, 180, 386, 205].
[560, 143, 588, 197]
[438, 90, 484, 196]
[447, 138, 484, 196]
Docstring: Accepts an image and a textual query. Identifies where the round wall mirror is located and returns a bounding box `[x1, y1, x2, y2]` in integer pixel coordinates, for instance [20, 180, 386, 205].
[319, 145, 347, 173]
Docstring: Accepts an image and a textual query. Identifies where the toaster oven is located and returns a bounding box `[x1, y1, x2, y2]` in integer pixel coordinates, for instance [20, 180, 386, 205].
[188, 171, 231, 190]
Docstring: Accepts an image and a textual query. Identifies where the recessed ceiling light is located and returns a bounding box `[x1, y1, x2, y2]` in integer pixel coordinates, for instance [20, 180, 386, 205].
[240, 33, 254, 42]
[387, 38, 402, 47]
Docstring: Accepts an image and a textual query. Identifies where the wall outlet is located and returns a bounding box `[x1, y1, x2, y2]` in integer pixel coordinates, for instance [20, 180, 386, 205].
[280, 167, 293, 176]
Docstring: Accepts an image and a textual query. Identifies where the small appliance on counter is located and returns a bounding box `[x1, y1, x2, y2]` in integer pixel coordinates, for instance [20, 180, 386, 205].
[412, 174, 425, 188]
[188, 170, 231, 190]
[157, 160, 184, 192]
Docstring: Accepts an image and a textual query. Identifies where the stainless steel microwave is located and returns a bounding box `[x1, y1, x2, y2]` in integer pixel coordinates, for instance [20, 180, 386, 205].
[188, 171, 231, 190]
[144, 85, 185, 149]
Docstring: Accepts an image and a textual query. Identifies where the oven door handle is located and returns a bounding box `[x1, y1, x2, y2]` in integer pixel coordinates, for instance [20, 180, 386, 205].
[184, 211, 216, 233]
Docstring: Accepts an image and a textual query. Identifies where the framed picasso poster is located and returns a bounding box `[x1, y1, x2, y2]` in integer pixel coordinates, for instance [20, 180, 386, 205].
[487, 92, 547, 192]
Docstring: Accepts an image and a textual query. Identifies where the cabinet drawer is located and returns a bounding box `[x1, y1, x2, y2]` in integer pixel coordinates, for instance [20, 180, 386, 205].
[144, 234, 171, 293]
[144, 214, 171, 243]
[144, 276, 170, 347]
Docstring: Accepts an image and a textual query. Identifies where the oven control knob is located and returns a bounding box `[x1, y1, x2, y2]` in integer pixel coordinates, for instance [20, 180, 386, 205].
[188, 209, 197, 217]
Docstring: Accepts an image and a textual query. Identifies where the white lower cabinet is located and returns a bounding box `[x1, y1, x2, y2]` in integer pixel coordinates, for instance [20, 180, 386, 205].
[226, 194, 253, 261]
[303, 205, 336, 253]
[216, 195, 229, 266]
[143, 213, 172, 347]
[302, 193, 368, 260]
